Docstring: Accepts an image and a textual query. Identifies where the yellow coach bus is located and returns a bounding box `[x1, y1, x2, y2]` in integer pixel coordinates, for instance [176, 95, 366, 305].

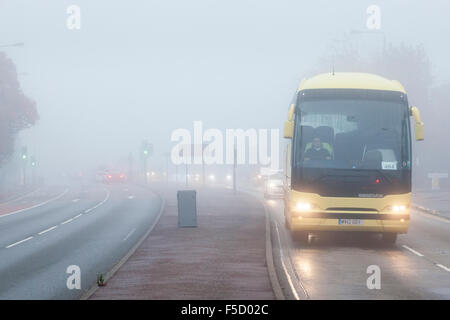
[283, 72, 424, 244]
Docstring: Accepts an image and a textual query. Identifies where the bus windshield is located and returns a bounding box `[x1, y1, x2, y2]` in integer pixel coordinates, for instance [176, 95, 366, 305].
[292, 89, 411, 197]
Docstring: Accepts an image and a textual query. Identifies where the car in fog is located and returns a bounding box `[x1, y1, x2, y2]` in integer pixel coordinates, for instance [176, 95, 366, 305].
[264, 172, 284, 199]
[103, 172, 127, 183]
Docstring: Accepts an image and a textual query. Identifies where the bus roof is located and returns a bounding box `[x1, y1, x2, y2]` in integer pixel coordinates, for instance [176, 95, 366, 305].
[297, 72, 406, 94]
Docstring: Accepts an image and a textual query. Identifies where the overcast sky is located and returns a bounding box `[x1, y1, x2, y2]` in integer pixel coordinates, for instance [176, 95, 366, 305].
[0, 0, 449, 174]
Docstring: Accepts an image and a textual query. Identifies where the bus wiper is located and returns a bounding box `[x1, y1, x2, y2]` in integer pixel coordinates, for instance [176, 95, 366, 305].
[313, 169, 393, 184]
[314, 172, 362, 183]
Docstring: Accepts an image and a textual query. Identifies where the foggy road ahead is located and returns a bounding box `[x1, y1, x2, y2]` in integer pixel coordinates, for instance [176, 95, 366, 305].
[0, 183, 162, 299]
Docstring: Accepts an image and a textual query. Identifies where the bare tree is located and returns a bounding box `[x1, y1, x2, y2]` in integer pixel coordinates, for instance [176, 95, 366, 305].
[0, 52, 39, 165]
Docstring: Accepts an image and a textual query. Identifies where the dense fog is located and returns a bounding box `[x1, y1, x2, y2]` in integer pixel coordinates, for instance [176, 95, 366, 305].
[0, 0, 449, 189]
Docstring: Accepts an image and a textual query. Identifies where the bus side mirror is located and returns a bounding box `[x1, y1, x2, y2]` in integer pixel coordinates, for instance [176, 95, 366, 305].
[410, 106, 424, 141]
[287, 104, 295, 121]
[284, 104, 295, 139]
[284, 120, 294, 139]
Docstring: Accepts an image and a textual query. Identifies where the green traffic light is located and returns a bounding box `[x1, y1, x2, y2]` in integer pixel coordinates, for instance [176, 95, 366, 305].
[22, 154, 27, 160]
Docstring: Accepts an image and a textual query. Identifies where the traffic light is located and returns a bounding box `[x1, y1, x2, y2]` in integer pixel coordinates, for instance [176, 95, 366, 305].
[21, 146, 28, 160]
[30, 156, 36, 167]
[141, 140, 153, 158]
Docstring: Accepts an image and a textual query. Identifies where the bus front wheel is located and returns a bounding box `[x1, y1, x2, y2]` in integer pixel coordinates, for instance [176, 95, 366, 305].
[382, 233, 397, 245]
[284, 209, 291, 230]
[292, 231, 309, 244]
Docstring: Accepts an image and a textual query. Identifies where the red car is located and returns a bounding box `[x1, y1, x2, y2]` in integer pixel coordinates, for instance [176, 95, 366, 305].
[103, 172, 127, 183]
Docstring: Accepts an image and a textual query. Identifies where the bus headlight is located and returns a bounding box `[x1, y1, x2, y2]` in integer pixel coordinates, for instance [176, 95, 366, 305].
[295, 202, 312, 212]
[387, 205, 408, 213]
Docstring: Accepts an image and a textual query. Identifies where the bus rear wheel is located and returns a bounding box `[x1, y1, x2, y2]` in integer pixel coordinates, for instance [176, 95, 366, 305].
[382, 233, 397, 245]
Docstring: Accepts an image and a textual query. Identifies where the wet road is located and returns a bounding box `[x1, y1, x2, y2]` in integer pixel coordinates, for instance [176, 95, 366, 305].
[265, 197, 450, 299]
[0, 183, 163, 299]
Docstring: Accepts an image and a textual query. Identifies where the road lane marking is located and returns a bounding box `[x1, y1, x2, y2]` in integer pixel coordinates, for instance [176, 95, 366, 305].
[61, 218, 73, 225]
[413, 205, 450, 224]
[72, 198, 80, 203]
[436, 264, 450, 272]
[0, 189, 69, 219]
[123, 228, 136, 241]
[275, 222, 300, 300]
[84, 189, 110, 213]
[6, 236, 33, 248]
[402, 245, 424, 257]
[73, 213, 83, 219]
[38, 226, 57, 235]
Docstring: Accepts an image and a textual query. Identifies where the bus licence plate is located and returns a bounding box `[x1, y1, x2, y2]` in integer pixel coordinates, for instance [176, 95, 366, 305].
[338, 219, 364, 225]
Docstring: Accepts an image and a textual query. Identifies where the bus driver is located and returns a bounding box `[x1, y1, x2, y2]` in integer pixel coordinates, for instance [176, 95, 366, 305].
[304, 137, 331, 161]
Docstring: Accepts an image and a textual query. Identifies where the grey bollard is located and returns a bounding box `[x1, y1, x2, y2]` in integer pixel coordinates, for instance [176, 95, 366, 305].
[177, 190, 197, 227]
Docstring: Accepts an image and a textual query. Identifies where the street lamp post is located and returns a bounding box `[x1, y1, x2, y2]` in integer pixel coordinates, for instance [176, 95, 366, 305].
[21, 146, 28, 186]
[233, 146, 237, 194]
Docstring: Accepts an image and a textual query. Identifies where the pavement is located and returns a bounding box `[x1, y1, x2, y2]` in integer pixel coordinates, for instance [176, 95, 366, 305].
[90, 184, 274, 300]
[412, 190, 450, 219]
[0, 186, 37, 203]
[0, 182, 162, 299]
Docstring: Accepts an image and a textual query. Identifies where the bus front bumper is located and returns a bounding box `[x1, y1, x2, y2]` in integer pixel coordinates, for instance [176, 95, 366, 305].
[289, 215, 409, 233]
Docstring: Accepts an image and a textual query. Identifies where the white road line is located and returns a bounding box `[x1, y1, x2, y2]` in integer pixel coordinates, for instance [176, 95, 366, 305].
[84, 190, 110, 213]
[415, 210, 450, 224]
[61, 218, 73, 225]
[127, 195, 135, 200]
[73, 213, 83, 219]
[72, 198, 80, 203]
[123, 228, 136, 241]
[0, 189, 69, 219]
[38, 226, 57, 235]
[402, 245, 424, 257]
[275, 222, 300, 300]
[436, 264, 450, 272]
[6, 236, 33, 248]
